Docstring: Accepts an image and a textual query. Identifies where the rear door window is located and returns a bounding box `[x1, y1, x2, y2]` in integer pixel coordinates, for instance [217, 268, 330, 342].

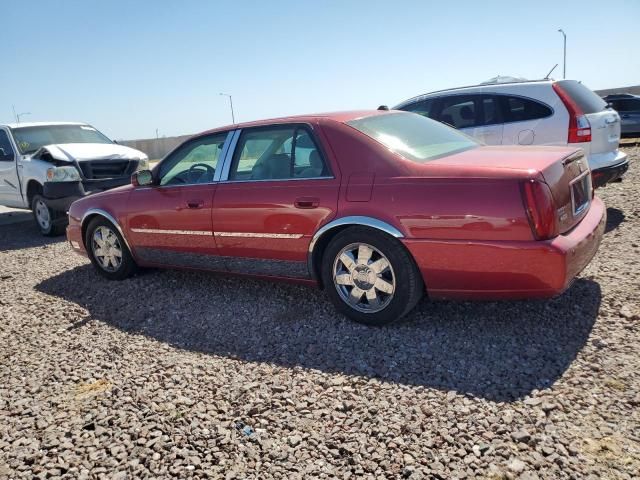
[480, 96, 502, 126]
[500, 96, 553, 123]
[554, 80, 607, 114]
[437, 95, 479, 128]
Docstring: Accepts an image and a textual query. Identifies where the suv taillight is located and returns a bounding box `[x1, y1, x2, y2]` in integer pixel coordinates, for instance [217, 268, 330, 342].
[552, 83, 592, 143]
[521, 179, 558, 240]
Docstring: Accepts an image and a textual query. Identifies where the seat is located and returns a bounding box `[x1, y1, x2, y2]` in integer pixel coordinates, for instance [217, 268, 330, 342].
[299, 150, 324, 178]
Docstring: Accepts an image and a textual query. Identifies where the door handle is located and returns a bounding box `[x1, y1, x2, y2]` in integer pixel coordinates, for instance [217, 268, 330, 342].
[177, 200, 205, 210]
[294, 197, 319, 209]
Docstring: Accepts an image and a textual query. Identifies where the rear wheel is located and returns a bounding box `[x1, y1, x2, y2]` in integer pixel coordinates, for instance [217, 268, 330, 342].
[85, 217, 137, 280]
[31, 194, 66, 236]
[321, 227, 424, 325]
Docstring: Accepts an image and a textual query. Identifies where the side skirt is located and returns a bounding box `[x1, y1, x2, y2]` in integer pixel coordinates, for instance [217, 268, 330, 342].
[135, 247, 311, 279]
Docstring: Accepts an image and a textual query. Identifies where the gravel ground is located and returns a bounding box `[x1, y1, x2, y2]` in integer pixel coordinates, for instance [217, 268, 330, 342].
[1, 147, 639, 479]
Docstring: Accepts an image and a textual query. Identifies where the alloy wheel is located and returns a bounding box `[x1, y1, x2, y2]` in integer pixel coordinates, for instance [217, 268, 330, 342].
[332, 242, 396, 313]
[92, 226, 123, 272]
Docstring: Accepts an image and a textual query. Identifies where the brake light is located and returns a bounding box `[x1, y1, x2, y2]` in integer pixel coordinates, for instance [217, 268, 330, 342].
[521, 179, 558, 240]
[552, 83, 592, 143]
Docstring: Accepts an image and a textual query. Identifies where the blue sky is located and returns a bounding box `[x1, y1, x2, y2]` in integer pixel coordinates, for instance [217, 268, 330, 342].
[2, 0, 638, 140]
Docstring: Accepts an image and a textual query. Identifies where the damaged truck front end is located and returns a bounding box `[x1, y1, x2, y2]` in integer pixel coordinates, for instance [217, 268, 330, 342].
[39, 145, 146, 213]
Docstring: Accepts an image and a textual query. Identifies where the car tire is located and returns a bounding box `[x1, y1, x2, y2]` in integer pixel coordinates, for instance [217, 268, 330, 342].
[85, 216, 137, 280]
[31, 194, 66, 237]
[321, 226, 424, 326]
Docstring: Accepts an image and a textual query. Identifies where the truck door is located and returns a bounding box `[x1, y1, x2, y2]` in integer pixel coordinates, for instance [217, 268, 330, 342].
[0, 128, 22, 207]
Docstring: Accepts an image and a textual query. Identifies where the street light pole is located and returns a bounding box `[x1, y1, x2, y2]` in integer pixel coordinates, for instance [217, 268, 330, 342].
[16, 111, 31, 124]
[219, 93, 235, 124]
[558, 29, 566, 79]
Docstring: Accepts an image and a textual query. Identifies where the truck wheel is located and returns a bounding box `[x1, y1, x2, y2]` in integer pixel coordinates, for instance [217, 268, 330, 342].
[31, 195, 66, 236]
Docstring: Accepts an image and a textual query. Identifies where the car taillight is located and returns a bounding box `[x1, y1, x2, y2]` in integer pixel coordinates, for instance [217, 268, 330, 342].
[552, 83, 592, 143]
[521, 179, 558, 240]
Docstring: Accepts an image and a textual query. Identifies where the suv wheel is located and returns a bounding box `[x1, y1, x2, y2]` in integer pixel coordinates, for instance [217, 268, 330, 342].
[31, 194, 65, 236]
[321, 227, 424, 325]
[85, 217, 137, 280]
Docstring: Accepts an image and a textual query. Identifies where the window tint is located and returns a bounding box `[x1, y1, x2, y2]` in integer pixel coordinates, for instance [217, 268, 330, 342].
[481, 96, 501, 126]
[438, 96, 478, 128]
[230, 127, 327, 181]
[348, 112, 478, 163]
[501, 96, 553, 123]
[554, 80, 606, 114]
[159, 133, 227, 186]
[398, 99, 436, 118]
[610, 99, 640, 112]
[0, 130, 14, 161]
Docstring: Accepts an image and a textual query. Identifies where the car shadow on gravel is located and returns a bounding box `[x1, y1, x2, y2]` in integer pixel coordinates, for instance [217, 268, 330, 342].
[37, 265, 601, 402]
[605, 207, 625, 234]
[0, 221, 65, 251]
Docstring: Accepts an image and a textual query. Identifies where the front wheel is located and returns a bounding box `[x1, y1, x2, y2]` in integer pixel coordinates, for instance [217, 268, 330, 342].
[321, 227, 424, 326]
[85, 217, 137, 280]
[31, 194, 66, 236]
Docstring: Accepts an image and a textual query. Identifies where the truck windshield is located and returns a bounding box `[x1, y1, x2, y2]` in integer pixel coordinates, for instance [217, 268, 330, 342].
[11, 125, 113, 154]
[347, 112, 479, 163]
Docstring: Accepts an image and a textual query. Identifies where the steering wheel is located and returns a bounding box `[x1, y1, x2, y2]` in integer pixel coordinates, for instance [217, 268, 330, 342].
[188, 163, 215, 183]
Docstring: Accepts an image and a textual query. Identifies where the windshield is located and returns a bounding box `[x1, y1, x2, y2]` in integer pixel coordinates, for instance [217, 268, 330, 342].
[347, 112, 479, 163]
[11, 124, 113, 154]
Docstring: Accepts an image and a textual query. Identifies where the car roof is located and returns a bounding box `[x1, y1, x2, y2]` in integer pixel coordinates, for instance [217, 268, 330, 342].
[394, 78, 555, 108]
[194, 110, 392, 136]
[2, 121, 88, 129]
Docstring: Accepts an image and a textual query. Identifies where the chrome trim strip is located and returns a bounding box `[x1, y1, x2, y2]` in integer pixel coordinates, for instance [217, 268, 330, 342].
[215, 232, 303, 239]
[307, 216, 405, 280]
[81, 208, 133, 252]
[130, 228, 213, 236]
[218, 129, 241, 182]
[221, 176, 334, 184]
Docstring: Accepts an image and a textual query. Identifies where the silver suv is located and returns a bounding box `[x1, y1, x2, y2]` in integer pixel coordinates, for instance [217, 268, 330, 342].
[395, 79, 629, 187]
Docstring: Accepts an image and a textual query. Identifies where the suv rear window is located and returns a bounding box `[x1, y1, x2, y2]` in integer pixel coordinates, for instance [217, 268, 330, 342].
[347, 112, 478, 163]
[554, 80, 606, 114]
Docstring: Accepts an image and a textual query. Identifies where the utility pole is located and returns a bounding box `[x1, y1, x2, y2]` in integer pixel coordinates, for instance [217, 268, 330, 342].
[156, 128, 159, 139]
[219, 93, 235, 124]
[558, 29, 567, 79]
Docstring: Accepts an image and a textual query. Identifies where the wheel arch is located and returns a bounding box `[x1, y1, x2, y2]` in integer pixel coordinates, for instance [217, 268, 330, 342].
[26, 180, 43, 206]
[308, 216, 405, 287]
[81, 208, 132, 253]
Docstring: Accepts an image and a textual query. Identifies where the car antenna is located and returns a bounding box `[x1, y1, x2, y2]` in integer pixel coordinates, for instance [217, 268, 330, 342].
[544, 63, 558, 79]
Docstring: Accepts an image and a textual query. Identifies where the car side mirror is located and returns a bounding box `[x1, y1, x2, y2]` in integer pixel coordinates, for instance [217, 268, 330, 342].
[132, 169, 154, 187]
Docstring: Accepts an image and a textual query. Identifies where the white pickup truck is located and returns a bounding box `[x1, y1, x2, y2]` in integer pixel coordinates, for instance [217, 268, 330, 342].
[0, 122, 148, 235]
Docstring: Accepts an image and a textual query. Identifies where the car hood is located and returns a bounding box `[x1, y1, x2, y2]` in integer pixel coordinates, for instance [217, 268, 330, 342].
[34, 143, 146, 162]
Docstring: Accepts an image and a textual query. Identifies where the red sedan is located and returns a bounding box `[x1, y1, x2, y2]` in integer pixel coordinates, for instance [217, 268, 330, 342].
[66, 111, 605, 325]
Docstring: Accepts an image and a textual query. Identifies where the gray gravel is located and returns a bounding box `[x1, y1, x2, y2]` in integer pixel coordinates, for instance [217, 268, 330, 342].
[1, 147, 639, 479]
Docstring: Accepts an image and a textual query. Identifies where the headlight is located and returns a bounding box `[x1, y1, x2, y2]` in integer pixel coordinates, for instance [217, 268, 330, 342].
[46, 166, 81, 182]
[136, 157, 150, 171]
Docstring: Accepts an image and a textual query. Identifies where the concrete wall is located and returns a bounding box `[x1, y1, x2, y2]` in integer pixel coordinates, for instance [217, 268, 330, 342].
[118, 135, 192, 160]
[595, 85, 640, 97]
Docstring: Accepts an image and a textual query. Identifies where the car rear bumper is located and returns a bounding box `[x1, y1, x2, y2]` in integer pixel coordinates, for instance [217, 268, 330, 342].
[43, 177, 130, 212]
[591, 156, 630, 188]
[402, 196, 606, 300]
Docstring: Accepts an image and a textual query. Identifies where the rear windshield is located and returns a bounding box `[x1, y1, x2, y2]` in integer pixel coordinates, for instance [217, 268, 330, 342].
[11, 124, 112, 154]
[347, 112, 479, 163]
[555, 80, 607, 114]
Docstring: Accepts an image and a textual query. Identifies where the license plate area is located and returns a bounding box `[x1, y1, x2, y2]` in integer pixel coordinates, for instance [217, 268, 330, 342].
[570, 171, 591, 216]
